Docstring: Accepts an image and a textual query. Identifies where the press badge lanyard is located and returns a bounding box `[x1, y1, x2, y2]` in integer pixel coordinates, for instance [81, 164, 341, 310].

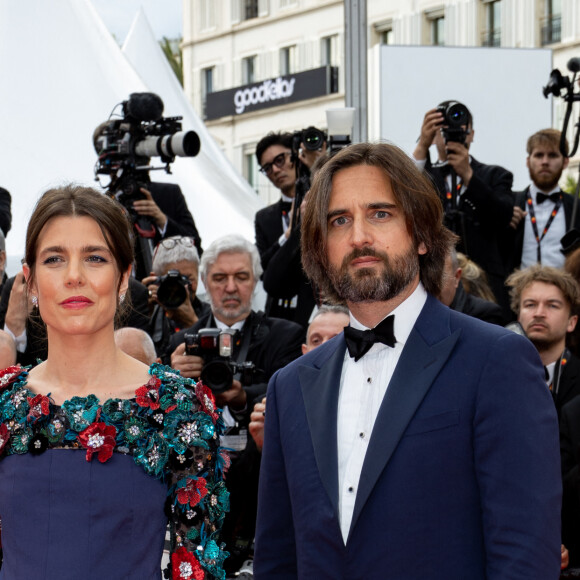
[526, 190, 563, 264]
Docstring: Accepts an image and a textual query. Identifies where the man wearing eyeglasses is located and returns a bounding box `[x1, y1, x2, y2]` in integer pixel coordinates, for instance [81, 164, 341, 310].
[255, 132, 325, 325]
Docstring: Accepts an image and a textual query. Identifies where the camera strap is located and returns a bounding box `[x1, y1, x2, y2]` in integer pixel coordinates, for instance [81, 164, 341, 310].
[234, 311, 264, 366]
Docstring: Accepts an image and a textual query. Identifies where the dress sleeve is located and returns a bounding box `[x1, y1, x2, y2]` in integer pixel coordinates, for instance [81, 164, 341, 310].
[148, 366, 230, 580]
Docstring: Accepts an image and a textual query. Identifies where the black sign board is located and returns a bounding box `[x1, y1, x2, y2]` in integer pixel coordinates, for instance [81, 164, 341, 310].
[205, 66, 338, 120]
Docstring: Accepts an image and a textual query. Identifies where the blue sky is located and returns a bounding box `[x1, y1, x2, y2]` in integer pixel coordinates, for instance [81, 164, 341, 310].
[91, 0, 182, 42]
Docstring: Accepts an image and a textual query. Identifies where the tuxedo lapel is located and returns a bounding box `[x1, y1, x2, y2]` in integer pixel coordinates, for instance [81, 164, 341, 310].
[299, 339, 346, 517]
[349, 298, 460, 538]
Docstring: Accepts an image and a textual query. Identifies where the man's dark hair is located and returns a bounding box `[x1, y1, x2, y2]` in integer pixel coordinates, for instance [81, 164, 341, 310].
[301, 142, 458, 302]
[438, 100, 473, 129]
[255, 132, 293, 166]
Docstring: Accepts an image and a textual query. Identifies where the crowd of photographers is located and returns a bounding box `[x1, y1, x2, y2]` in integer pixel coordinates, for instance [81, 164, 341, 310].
[2, 89, 580, 575]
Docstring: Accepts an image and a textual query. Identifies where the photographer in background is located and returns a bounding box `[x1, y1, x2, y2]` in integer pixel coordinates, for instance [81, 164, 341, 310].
[413, 101, 514, 316]
[255, 129, 327, 326]
[142, 235, 209, 359]
[94, 92, 202, 281]
[168, 234, 303, 574]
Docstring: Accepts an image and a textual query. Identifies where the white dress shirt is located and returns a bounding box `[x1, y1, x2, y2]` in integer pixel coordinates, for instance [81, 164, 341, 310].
[336, 283, 427, 542]
[521, 184, 566, 269]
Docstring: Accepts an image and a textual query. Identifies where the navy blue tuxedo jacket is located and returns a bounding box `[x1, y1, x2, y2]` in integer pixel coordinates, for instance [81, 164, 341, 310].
[255, 296, 562, 579]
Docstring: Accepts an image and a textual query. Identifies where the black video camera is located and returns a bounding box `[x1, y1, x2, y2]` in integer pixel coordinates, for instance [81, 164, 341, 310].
[184, 329, 255, 394]
[154, 270, 190, 310]
[94, 92, 201, 206]
[437, 101, 471, 144]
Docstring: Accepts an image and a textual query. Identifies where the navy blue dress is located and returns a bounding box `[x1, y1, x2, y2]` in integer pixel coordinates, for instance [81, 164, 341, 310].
[0, 364, 230, 580]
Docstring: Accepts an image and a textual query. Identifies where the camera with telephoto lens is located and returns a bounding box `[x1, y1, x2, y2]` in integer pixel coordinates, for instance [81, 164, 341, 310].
[291, 126, 327, 155]
[184, 329, 256, 394]
[437, 101, 470, 144]
[94, 92, 201, 207]
[154, 270, 190, 310]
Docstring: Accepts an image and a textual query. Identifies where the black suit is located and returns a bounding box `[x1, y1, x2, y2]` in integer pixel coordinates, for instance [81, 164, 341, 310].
[449, 281, 505, 325]
[425, 157, 514, 310]
[262, 226, 316, 328]
[254, 199, 287, 271]
[129, 182, 201, 280]
[169, 309, 304, 572]
[0, 187, 11, 237]
[558, 379, 580, 567]
[504, 188, 580, 274]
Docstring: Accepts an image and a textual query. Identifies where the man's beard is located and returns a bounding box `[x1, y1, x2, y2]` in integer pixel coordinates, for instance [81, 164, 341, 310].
[529, 165, 562, 192]
[211, 294, 251, 322]
[328, 246, 420, 303]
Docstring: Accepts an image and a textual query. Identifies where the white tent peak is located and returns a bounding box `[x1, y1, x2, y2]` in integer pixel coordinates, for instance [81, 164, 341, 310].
[0, 0, 261, 271]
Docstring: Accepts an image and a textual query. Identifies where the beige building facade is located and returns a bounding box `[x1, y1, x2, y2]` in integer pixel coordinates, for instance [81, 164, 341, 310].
[182, 0, 580, 204]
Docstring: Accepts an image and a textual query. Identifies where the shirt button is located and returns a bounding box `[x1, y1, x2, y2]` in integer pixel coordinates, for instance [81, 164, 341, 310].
[359, 432, 365, 439]
[348, 486, 354, 493]
[367, 377, 372, 383]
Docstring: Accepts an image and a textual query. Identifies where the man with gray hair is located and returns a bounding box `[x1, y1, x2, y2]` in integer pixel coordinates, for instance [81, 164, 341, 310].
[169, 233, 304, 574]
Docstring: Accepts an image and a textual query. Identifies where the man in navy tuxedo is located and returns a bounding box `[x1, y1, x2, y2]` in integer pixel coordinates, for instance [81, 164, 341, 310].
[254, 142, 562, 579]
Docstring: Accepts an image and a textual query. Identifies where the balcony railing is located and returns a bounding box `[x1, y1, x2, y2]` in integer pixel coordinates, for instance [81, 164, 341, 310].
[481, 29, 501, 47]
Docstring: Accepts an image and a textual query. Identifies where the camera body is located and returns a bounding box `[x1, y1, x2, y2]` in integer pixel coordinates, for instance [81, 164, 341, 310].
[184, 328, 255, 394]
[437, 101, 470, 144]
[292, 126, 327, 155]
[154, 270, 190, 310]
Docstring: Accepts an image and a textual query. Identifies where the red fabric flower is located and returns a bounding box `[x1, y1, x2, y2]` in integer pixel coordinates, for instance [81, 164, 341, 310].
[27, 394, 51, 422]
[78, 422, 117, 463]
[177, 476, 208, 508]
[0, 423, 10, 455]
[171, 547, 204, 580]
[135, 377, 161, 410]
[0, 365, 22, 390]
[195, 381, 219, 424]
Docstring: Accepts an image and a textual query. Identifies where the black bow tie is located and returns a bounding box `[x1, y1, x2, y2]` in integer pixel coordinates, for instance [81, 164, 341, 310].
[536, 192, 561, 204]
[344, 315, 396, 362]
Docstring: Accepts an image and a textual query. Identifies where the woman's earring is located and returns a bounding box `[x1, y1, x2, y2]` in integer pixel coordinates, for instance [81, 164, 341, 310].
[119, 293, 125, 304]
[31, 295, 38, 308]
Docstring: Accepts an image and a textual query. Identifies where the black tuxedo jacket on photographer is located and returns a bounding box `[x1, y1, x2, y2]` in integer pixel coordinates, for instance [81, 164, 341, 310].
[504, 187, 580, 274]
[169, 309, 304, 572]
[557, 368, 580, 568]
[254, 199, 289, 271]
[425, 157, 514, 309]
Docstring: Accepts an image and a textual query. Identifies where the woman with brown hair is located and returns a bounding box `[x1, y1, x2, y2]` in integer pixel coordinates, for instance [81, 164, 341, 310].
[0, 185, 228, 579]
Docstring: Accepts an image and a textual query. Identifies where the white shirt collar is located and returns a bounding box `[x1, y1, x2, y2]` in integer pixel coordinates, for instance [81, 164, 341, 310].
[214, 317, 246, 332]
[281, 193, 294, 203]
[348, 282, 428, 348]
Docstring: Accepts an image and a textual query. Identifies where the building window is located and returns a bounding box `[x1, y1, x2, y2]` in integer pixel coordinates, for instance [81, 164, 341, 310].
[381, 29, 394, 45]
[201, 67, 214, 116]
[244, 151, 259, 192]
[541, 0, 561, 45]
[200, 0, 216, 31]
[279, 0, 297, 8]
[280, 45, 296, 76]
[482, 1, 501, 46]
[430, 15, 445, 45]
[321, 35, 338, 66]
[242, 55, 256, 84]
[244, 0, 258, 20]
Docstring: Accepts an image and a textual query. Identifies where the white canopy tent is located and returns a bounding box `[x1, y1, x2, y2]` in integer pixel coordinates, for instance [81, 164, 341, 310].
[0, 0, 262, 272]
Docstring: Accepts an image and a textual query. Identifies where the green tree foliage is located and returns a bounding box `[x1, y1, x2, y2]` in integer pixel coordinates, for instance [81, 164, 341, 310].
[161, 37, 183, 86]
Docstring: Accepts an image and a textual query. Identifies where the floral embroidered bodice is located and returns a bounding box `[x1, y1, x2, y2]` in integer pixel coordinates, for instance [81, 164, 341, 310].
[0, 363, 230, 580]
